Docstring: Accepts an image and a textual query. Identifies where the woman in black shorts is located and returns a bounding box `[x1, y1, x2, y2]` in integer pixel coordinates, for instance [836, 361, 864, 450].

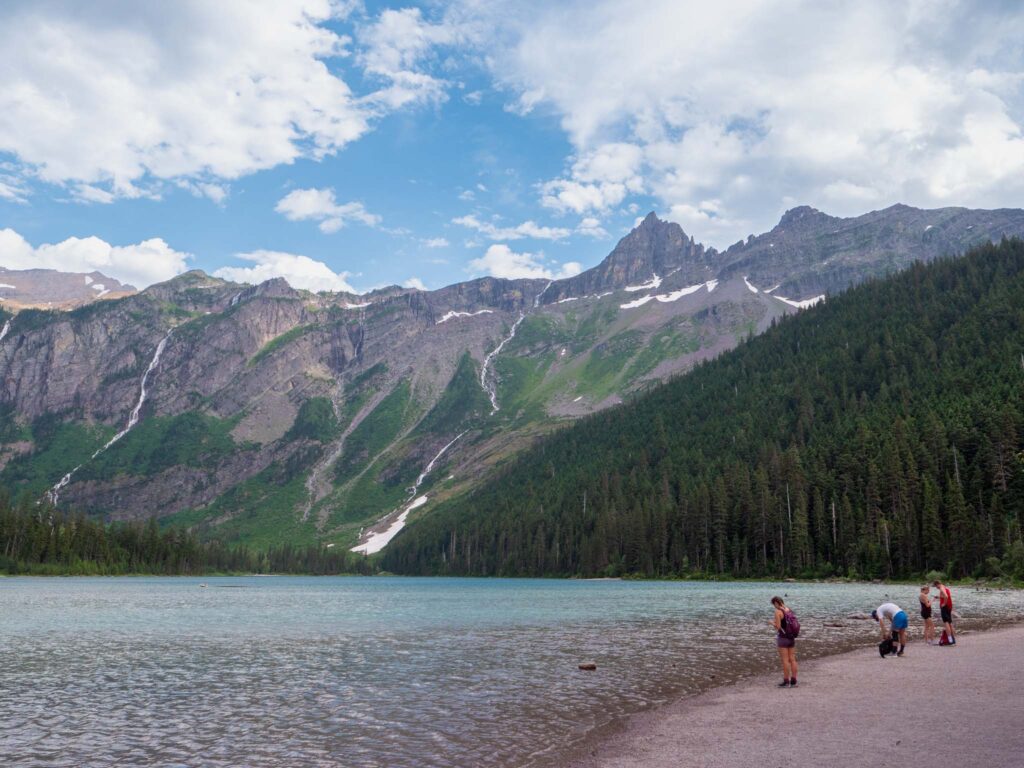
[771, 596, 798, 687]
[919, 586, 935, 644]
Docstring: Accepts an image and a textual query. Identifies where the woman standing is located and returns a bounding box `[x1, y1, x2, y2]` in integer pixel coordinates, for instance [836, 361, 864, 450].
[919, 586, 935, 644]
[771, 596, 798, 687]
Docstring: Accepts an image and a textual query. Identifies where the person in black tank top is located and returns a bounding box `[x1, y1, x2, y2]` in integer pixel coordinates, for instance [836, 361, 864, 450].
[919, 586, 935, 645]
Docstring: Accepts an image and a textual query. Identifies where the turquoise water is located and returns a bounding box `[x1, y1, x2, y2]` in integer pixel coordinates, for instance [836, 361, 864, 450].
[2, 577, 1022, 767]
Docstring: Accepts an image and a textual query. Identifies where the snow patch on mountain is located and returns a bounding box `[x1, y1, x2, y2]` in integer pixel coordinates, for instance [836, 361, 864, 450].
[773, 294, 825, 309]
[436, 309, 494, 324]
[624, 274, 662, 292]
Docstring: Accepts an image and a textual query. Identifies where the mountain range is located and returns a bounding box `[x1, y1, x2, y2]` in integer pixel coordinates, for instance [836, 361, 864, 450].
[2, 202, 1023, 553]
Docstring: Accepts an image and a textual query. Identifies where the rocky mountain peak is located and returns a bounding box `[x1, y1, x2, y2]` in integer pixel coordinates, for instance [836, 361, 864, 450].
[777, 205, 833, 228]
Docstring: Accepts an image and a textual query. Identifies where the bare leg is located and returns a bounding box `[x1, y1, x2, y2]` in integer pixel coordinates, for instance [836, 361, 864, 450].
[777, 647, 791, 681]
[787, 647, 798, 680]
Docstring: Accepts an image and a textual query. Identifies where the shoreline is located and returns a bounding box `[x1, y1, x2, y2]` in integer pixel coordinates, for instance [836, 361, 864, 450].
[564, 619, 1024, 768]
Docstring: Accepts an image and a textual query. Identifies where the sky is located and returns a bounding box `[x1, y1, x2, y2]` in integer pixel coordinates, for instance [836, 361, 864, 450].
[1, 0, 1023, 293]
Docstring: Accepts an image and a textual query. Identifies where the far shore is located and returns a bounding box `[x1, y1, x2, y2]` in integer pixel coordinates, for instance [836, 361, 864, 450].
[566, 620, 1024, 768]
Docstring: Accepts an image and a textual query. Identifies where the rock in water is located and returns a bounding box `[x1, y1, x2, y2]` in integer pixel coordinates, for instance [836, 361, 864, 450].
[578, 662, 597, 671]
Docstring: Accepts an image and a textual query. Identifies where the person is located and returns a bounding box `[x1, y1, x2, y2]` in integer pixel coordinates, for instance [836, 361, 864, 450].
[872, 602, 908, 657]
[934, 579, 956, 644]
[919, 586, 935, 645]
[771, 596, 799, 687]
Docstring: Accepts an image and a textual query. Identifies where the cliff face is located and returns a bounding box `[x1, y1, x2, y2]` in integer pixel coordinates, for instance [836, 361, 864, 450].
[2, 202, 1023, 550]
[0, 267, 135, 311]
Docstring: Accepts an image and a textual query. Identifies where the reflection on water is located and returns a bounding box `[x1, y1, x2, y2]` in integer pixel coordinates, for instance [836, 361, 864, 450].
[1, 577, 1021, 767]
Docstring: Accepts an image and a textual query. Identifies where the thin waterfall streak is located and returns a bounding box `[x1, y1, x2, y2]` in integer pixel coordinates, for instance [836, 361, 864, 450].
[480, 313, 525, 413]
[534, 281, 553, 307]
[352, 431, 467, 554]
[47, 331, 172, 505]
[413, 431, 467, 493]
[0, 319, 10, 343]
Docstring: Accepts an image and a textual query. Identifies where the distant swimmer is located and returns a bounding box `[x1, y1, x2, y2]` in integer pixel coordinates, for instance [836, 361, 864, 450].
[873, 602, 908, 657]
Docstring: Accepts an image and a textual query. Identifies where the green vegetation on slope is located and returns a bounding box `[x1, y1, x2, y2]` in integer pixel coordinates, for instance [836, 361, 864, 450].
[333, 379, 412, 485]
[412, 352, 491, 437]
[75, 411, 245, 481]
[385, 239, 1024, 581]
[0, 414, 113, 495]
[287, 397, 340, 443]
[249, 324, 315, 366]
[164, 449, 321, 548]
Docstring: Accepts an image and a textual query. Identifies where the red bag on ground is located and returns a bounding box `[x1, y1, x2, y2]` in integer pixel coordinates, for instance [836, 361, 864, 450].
[939, 630, 951, 646]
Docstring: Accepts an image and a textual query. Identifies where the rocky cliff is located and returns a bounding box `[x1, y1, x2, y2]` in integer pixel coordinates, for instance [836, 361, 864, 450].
[2, 202, 1022, 552]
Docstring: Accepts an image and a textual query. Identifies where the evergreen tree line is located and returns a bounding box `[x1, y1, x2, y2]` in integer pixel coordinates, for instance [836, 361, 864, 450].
[384, 239, 1024, 581]
[0, 492, 375, 576]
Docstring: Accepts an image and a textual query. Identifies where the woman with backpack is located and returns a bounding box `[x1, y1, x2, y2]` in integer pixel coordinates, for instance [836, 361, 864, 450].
[771, 596, 799, 687]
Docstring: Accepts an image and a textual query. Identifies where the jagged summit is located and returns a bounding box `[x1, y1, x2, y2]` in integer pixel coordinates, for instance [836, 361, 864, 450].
[776, 205, 835, 228]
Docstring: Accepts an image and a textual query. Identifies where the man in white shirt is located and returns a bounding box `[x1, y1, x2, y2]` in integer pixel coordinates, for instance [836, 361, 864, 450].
[873, 602, 908, 657]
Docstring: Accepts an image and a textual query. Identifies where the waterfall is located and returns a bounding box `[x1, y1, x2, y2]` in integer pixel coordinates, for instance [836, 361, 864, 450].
[48, 331, 172, 505]
[351, 431, 467, 554]
[534, 281, 553, 307]
[479, 313, 525, 413]
[0, 319, 10, 343]
[412, 431, 467, 493]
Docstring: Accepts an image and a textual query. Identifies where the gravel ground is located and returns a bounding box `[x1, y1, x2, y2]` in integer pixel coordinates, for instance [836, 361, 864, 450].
[568, 622, 1024, 768]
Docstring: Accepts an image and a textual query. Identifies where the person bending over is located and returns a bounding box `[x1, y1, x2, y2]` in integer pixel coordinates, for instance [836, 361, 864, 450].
[873, 602, 908, 657]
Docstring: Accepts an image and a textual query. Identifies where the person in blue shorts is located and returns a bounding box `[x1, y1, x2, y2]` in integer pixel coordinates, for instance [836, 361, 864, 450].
[873, 602, 908, 656]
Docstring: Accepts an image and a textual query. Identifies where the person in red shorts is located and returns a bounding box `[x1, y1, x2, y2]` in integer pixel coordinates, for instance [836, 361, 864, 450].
[933, 579, 956, 644]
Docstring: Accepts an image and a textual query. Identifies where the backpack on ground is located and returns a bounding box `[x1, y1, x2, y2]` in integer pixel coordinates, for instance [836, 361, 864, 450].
[878, 638, 894, 657]
[782, 610, 801, 639]
[939, 629, 951, 646]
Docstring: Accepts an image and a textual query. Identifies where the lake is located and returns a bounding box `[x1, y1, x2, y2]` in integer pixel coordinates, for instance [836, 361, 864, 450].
[2, 577, 1022, 767]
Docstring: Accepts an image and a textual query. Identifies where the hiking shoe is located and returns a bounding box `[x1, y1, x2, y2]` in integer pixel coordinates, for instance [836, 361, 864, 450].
[777, 680, 790, 687]
[789, 679, 798, 687]
[896, 650, 904, 657]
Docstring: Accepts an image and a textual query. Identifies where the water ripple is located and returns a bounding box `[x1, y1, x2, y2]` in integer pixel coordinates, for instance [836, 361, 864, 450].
[1, 577, 1022, 767]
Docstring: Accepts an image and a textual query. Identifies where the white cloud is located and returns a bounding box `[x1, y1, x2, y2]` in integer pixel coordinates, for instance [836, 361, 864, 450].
[576, 217, 608, 238]
[0, 228, 190, 288]
[475, 0, 1024, 246]
[275, 187, 380, 233]
[422, 237, 449, 248]
[214, 250, 356, 293]
[403, 277, 427, 290]
[357, 7, 463, 110]
[452, 214, 570, 241]
[458, 189, 475, 201]
[468, 243, 582, 280]
[0, 2, 374, 199]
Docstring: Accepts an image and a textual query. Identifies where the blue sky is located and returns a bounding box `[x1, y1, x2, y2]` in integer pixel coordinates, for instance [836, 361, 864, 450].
[1, 1, 1023, 292]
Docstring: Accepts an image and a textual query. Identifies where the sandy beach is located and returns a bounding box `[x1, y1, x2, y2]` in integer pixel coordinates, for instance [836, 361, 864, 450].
[569, 622, 1024, 768]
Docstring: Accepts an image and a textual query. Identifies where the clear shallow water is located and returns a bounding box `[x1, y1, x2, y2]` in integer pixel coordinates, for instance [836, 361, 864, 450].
[2, 577, 1022, 767]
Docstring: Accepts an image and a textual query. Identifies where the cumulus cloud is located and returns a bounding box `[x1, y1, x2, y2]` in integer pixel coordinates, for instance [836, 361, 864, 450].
[422, 237, 449, 248]
[468, 244, 581, 280]
[403, 277, 427, 290]
[475, 0, 1024, 246]
[358, 7, 465, 110]
[275, 188, 381, 233]
[214, 251, 357, 293]
[0, 2, 384, 200]
[452, 214, 570, 241]
[576, 217, 609, 238]
[0, 228, 190, 288]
